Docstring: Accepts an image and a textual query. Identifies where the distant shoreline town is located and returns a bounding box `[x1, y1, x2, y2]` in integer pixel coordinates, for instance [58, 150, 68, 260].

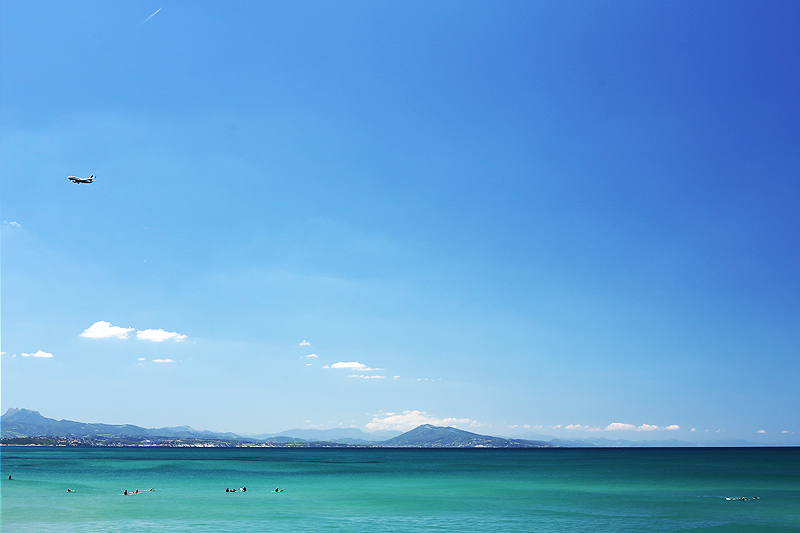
[1, 435, 380, 448]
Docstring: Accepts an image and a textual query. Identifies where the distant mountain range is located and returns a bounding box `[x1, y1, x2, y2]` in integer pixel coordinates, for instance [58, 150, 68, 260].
[0, 408, 244, 441]
[2, 409, 795, 447]
[0, 409, 388, 444]
[1, 409, 550, 447]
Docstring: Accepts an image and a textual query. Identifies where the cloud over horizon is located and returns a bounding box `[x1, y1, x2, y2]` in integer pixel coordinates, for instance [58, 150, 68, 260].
[605, 422, 680, 432]
[366, 410, 482, 432]
[550, 423, 682, 433]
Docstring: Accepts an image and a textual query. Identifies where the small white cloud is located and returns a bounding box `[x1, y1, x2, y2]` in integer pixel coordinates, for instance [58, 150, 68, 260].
[331, 361, 368, 369]
[300, 340, 311, 346]
[691, 428, 697, 432]
[152, 359, 175, 363]
[758, 429, 766, 434]
[605, 422, 669, 432]
[3, 221, 21, 229]
[22, 350, 54, 358]
[81, 321, 135, 339]
[606, 422, 636, 431]
[136, 329, 187, 342]
[563, 424, 601, 432]
[514, 424, 543, 430]
[329, 361, 382, 371]
[666, 425, 680, 431]
[137, 357, 146, 361]
[305, 353, 318, 358]
[348, 374, 386, 379]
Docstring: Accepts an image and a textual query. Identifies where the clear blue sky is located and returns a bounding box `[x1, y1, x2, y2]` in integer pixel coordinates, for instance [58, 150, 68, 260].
[2, 1, 798, 442]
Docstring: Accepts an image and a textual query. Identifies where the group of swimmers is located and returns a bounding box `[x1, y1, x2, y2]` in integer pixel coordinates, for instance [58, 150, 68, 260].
[225, 487, 284, 492]
[10, 476, 283, 496]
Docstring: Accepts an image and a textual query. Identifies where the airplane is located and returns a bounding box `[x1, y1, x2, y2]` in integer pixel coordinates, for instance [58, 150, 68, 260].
[68, 175, 96, 184]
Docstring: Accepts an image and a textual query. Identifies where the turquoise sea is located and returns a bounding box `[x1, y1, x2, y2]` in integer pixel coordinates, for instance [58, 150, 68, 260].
[1, 446, 798, 532]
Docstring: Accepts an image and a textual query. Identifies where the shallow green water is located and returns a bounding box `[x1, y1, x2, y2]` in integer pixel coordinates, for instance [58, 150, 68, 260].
[2, 447, 798, 532]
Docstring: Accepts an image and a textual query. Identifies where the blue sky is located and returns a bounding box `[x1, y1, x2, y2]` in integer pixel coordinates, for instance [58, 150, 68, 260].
[2, 1, 798, 442]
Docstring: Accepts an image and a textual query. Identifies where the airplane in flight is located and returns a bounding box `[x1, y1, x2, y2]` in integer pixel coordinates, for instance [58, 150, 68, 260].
[68, 175, 96, 184]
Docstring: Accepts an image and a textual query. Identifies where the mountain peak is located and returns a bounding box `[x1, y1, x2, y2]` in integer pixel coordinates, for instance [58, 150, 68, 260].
[2, 408, 43, 419]
[382, 424, 552, 448]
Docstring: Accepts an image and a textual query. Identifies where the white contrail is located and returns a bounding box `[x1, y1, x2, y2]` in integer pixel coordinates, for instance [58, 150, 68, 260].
[138, 7, 162, 27]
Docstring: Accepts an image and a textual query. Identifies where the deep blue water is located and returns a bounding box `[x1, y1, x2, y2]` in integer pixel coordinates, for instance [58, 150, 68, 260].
[2, 446, 798, 532]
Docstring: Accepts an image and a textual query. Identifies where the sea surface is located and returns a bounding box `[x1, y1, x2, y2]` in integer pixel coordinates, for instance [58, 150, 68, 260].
[1, 446, 798, 532]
